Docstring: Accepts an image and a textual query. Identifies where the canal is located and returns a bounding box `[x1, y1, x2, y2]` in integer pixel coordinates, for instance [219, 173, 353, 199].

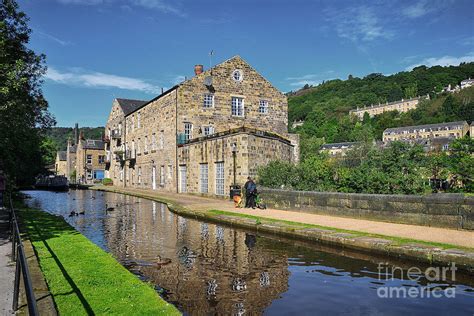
[23, 190, 474, 315]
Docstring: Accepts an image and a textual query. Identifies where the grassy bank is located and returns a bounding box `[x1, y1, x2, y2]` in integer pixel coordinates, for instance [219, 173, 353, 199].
[19, 206, 180, 315]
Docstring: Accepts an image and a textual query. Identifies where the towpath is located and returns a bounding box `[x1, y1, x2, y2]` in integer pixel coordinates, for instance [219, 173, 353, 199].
[0, 206, 14, 315]
[97, 186, 474, 249]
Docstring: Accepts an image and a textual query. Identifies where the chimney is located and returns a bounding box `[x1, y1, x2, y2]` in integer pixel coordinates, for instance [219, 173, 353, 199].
[194, 64, 204, 76]
[74, 123, 79, 145]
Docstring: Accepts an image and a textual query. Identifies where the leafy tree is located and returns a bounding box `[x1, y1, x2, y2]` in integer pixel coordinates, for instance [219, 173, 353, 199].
[40, 137, 57, 166]
[0, 0, 55, 187]
[448, 137, 474, 191]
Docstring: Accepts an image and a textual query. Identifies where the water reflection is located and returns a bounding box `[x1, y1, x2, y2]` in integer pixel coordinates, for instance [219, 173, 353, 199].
[23, 190, 474, 315]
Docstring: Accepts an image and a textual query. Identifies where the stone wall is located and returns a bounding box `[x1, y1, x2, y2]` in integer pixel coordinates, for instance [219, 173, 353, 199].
[177, 130, 294, 195]
[259, 188, 474, 230]
[105, 100, 125, 182]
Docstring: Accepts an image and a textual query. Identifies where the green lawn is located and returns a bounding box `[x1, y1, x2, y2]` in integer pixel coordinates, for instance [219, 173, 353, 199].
[19, 207, 180, 316]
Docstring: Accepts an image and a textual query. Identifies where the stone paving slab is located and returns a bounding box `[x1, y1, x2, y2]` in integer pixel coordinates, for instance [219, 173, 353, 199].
[0, 208, 14, 316]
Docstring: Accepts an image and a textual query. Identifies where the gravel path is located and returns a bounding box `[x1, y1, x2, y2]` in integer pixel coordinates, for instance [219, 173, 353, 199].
[111, 187, 474, 249]
[0, 207, 14, 315]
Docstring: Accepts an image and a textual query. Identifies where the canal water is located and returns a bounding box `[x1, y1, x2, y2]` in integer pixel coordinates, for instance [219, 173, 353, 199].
[23, 190, 474, 315]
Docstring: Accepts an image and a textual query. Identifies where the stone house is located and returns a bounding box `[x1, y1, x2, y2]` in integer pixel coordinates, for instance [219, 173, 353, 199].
[105, 56, 299, 195]
[350, 95, 429, 120]
[383, 121, 470, 142]
[54, 151, 68, 176]
[104, 98, 147, 183]
[76, 136, 106, 184]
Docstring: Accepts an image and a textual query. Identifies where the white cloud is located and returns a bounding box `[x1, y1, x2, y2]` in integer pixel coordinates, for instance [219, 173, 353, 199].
[402, 1, 429, 18]
[325, 6, 393, 43]
[45, 67, 161, 94]
[131, 0, 186, 17]
[57, 0, 103, 4]
[405, 53, 474, 70]
[38, 31, 72, 46]
[286, 74, 328, 87]
[56, 0, 185, 16]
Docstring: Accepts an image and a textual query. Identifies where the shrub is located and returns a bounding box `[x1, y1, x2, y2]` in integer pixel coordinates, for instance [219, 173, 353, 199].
[102, 178, 113, 186]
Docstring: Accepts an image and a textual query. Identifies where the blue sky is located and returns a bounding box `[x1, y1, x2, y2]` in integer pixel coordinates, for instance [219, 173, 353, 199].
[20, 0, 474, 127]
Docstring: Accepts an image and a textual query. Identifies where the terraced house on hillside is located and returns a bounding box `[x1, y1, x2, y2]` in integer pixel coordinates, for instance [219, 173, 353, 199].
[105, 56, 299, 195]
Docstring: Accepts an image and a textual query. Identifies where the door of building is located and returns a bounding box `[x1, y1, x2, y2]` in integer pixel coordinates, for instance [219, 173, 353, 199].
[152, 166, 156, 190]
[179, 165, 187, 193]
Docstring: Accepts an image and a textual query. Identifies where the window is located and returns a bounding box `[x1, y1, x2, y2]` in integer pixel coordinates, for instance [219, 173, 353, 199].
[200, 164, 208, 193]
[138, 167, 142, 184]
[203, 94, 214, 108]
[232, 69, 243, 82]
[86, 154, 92, 164]
[179, 165, 187, 193]
[231, 97, 244, 117]
[203, 126, 215, 136]
[87, 170, 93, 179]
[131, 115, 135, 130]
[215, 162, 224, 195]
[144, 136, 148, 153]
[152, 133, 156, 151]
[137, 112, 141, 128]
[137, 138, 141, 154]
[160, 131, 164, 149]
[160, 166, 165, 186]
[120, 167, 124, 181]
[443, 144, 449, 151]
[259, 100, 269, 114]
[168, 165, 173, 179]
[184, 123, 193, 141]
[98, 155, 105, 164]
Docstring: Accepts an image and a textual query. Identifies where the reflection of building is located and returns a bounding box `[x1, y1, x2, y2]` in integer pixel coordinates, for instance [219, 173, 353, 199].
[54, 151, 67, 176]
[383, 121, 470, 142]
[76, 135, 106, 184]
[104, 56, 299, 195]
[350, 95, 428, 120]
[103, 197, 289, 315]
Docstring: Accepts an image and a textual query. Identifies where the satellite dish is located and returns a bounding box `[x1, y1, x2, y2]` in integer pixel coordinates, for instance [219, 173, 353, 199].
[204, 76, 213, 87]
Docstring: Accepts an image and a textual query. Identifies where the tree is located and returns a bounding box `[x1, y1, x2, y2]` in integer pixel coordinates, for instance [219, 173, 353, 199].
[0, 0, 55, 187]
[448, 137, 474, 191]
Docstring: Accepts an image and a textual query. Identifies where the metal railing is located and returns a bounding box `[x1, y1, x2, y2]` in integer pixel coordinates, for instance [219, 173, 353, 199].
[8, 194, 39, 315]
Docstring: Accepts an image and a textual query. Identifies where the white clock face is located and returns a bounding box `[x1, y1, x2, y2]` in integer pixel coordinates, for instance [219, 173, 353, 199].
[232, 69, 243, 82]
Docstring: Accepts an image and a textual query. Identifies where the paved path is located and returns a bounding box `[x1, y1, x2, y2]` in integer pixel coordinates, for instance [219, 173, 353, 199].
[0, 207, 14, 315]
[103, 187, 474, 249]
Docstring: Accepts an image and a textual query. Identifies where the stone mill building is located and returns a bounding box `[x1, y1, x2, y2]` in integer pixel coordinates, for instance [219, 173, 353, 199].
[105, 56, 299, 196]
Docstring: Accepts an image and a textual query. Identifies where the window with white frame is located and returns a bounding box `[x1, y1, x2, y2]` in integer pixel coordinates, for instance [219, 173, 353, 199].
[137, 138, 141, 154]
[86, 154, 92, 164]
[203, 93, 214, 108]
[184, 123, 192, 141]
[200, 164, 208, 193]
[215, 162, 224, 195]
[138, 167, 142, 184]
[231, 97, 244, 117]
[258, 100, 269, 114]
[98, 155, 105, 164]
[137, 112, 141, 128]
[168, 164, 173, 179]
[87, 170, 93, 179]
[152, 133, 156, 151]
[203, 125, 215, 136]
[160, 131, 164, 149]
[144, 136, 148, 153]
[160, 166, 165, 186]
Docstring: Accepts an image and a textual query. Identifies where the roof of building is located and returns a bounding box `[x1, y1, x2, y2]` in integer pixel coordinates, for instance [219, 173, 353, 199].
[116, 98, 148, 116]
[461, 78, 473, 83]
[81, 139, 105, 150]
[320, 141, 361, 150]
[383, 121, 468, 134]
[57, 151, 67, 161]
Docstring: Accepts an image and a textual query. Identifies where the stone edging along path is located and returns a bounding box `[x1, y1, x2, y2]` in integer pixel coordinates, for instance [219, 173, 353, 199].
[91, 186, 474, 273]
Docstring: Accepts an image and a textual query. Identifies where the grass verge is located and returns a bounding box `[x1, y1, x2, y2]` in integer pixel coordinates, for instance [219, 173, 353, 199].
[19, 206, 180, 316]
[207, 209, 474, 251]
